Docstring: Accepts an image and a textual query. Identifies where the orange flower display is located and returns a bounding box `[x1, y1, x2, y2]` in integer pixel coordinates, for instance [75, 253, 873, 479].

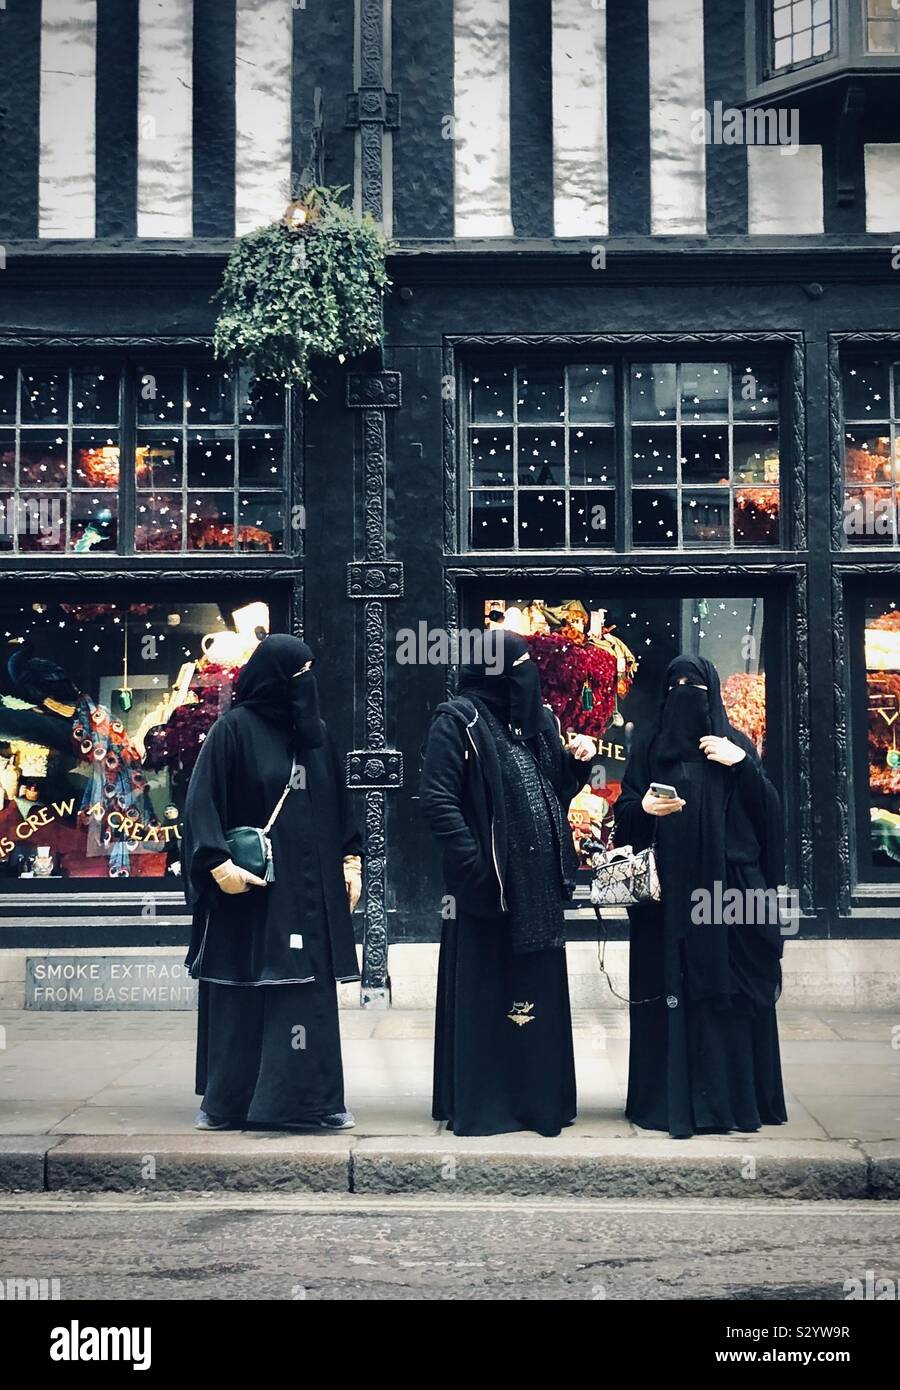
[721, 671, 766, 755]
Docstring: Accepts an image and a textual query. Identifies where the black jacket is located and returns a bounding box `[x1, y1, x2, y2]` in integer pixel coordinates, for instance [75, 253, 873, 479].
[420, 697, 584, 919]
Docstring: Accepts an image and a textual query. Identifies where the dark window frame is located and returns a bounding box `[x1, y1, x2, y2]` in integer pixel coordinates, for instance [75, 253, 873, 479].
[0, 350, 294, 560]
[460, 349, 788, 556]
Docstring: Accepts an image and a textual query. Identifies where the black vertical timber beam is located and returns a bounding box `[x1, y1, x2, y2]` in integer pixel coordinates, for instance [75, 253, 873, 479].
[509, 0, 553, 238]
[346, 0, 403, 1007]
[0, 0, 41, 241]
[96, 0, 139, 239]
[390, 0, 454, 238]
[606, 0, 650, 236]
[292, 0, 356, 192]
[192, 0, 236, 238]
[703, 0, 748, 235]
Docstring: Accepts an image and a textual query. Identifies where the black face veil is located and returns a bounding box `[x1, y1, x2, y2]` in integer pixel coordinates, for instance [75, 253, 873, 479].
[458, 629, 545, 740]
[654, 654, 731, 764]
[234, 634, 323, 751]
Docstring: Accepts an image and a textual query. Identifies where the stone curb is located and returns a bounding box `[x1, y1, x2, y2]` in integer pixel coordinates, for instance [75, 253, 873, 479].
[0, 1137, 64, 1192]
[47, 1135, 350, 1194]
[0, 1134, 894, 1198]
[863, 1141, 900, 1199]
[349, 1137, 870, 1200]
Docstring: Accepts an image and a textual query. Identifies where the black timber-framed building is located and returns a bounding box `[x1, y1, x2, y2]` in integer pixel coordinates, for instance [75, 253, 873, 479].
[1, 0, 900, 1001]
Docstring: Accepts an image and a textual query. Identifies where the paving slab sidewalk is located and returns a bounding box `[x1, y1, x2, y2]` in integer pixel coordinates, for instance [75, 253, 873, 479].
[0, 1009, 898, 1198]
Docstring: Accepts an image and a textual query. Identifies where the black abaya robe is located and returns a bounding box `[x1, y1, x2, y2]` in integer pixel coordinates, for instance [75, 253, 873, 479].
[181, 698, 361, 1125]
[422, 688, 583, 1137]
[614, 687, 788, 1138]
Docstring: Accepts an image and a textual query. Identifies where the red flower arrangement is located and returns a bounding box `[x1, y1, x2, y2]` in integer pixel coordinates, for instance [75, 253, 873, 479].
[526, 630, 618, 737]
[161, 662, 237, 776]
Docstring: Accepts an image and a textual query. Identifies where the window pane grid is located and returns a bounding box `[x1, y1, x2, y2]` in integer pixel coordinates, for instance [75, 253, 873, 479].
[630, 362, 781, 549]
[467, 363, 616, 552]
[1, 367, 122, 554]
[770, 0, 832, 72]
[467, 358, 780, 553]
[842, 360, 900, 548]
[136, 366, 285, 554]
[0, 361, 286, 556]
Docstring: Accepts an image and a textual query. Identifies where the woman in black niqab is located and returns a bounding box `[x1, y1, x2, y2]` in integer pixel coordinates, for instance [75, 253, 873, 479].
[614, 655, 788, 1137]
[233, 633, 323, 751]
[181, 634, 363, 1131]
[422, 629, 591, 1136]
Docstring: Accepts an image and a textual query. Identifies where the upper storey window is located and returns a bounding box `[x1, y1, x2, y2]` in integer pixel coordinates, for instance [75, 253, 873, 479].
[769, 0, 834, 74]
[750, 0, 900, 101]
[866, 0, 900, 54]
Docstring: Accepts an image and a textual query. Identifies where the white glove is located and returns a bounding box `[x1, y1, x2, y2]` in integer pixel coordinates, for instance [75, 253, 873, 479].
[210, 859, 267, 895]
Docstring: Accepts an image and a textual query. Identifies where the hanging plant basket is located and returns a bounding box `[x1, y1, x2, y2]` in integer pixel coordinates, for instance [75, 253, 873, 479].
[213, 185, 391, 389]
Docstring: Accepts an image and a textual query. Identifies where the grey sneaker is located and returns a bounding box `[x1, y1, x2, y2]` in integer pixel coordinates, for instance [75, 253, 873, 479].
[194, 1110, 236, 1131]
[318, 1110, 356, 1130]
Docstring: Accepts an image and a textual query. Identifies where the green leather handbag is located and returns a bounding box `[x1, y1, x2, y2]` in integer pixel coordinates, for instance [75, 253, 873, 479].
[223, 764, 296, 884]
[224, 825, 275, 882]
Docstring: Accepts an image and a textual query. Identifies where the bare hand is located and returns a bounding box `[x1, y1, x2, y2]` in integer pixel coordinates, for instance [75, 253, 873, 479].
[566, 732, 595, 762]
[641, 788, 686, 817]
[699, 735, 746, 766]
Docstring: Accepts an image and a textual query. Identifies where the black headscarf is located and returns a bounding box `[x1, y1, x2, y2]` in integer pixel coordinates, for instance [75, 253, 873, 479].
[649, 655, 750, 1007]
[655, 655, 732, 764]
[233, 634, 323, 752]
[458, 630, 545, 740]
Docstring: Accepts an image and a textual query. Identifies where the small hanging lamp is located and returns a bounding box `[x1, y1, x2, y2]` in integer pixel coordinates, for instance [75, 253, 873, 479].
[112, 617, 133, 714]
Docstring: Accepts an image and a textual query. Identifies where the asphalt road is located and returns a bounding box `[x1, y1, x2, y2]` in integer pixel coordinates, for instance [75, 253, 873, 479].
[1, 1194, 899, 1301]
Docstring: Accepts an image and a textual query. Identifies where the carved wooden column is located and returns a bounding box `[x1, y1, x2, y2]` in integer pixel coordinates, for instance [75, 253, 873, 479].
[345, 0, 401, 1007]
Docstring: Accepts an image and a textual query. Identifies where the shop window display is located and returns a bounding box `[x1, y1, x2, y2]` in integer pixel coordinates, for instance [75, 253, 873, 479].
[481, 595, 766, 862]
[863, 599, 900, 868]
[466, 358, 780, 551]
[0, 598, 270, 884]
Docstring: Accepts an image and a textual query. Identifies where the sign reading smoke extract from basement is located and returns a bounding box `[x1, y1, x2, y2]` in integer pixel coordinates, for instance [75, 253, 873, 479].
[26, 957, 198, 1010]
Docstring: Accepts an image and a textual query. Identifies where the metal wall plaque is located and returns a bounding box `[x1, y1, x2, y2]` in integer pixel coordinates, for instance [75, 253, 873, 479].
[26, 956, 198, 1011]
[346, 750, 404, 790]
[347, 561, 404, 598]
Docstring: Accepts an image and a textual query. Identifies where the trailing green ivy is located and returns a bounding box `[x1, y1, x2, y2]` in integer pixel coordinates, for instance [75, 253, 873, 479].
[213, 186, 391, 390]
